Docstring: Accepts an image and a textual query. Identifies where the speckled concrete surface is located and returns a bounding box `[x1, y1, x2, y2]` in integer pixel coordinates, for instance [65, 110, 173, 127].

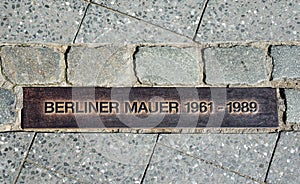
[0, 132, 34, 183]
[0, 0, 87, 43]
[266, 132, 299, 184]
[75, 4, 192, 44]
[0, 89, 16, 125]
[92, 0, 206, 38]
[26, 133, 156, 183]
[158, 133, 277, 181]
[196, 0, 300, 42]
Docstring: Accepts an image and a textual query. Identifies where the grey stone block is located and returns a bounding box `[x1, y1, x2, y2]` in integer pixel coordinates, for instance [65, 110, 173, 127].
[75, 4, 191, 44]
[67, 46, 135, 86]
[271, 46, 300, 80]
[267, 132, 300, 184]
[0, 132, 34, 183]
[285, 89, 300, 123]
[158, 133, 277, 180]
[144, 144, 258, 183]
[28, 133, 157, 183]
[196, 0, 300, 42]
[1, 47, 64, 84]
[17, 162, 80, 184]
[0, 88, 15, 125]
[0, 0, 87, 43]
[135, 46, 200, 85]
[204, 46, 267, 85]
[93, 0, 206, 38]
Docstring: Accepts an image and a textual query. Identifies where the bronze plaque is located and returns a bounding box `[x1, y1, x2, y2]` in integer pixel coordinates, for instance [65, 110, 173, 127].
[22, 87, 278, 129]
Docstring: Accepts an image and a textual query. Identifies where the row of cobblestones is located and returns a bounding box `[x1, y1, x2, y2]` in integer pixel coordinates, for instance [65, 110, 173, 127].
[0, 43, 299, 130]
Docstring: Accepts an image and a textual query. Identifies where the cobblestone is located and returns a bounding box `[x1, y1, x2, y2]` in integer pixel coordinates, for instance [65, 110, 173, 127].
[135, 46, 200, 85]
[204, 46, 267, 85]
[67, 46, 135, 86]
[271, 46, 300, 80]
[285, 89, 300, 123]
[1, 46, 64, 84]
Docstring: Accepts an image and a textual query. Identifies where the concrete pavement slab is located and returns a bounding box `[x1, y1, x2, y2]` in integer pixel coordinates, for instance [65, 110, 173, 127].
[17, 162, 80, 184]
[92, 0, 206, 38]
[196, 0, 300, 42]
[143, 144, 258, 183]
[75, 4, 192, 44]
[158, 133, 277, 181]
[27, 133, 157, 183]
[267, 132, 300, 184]
[0, 88, 15, 125]
[0, 0, 87, 43]
[0, 132, 34, 183]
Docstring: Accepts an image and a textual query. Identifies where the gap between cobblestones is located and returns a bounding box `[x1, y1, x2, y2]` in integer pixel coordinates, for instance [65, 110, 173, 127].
[267, 45, 275, 81]
[64, 46, 73, 85]
[132, 46, 143, 85]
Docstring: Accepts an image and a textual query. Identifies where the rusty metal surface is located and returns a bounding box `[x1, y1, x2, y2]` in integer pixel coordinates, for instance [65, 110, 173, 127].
[22, 87, 278, 129]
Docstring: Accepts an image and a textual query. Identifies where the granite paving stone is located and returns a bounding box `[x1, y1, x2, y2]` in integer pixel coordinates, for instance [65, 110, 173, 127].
[17, 162, 80, 184]
[0, 132, 34, 183]
[92, 0, 206, 37]
[135, 46, 200, 85]
[68, 46, 135, 86]
[158, 133, 277, 180]
[1, 46, 64, 84]
[28, 133, 157, 183]
[0, 0, 87, 43]
[285, 89, 300, 123]
[267, 132, 300, 184]
[204, 46, 267, 85]
[271, 46, 300, 80]
[196, 0, 300, 42]
[0, 88, 15, 125]
[144, 144, 258, 183]
[75, 4, 192, 44]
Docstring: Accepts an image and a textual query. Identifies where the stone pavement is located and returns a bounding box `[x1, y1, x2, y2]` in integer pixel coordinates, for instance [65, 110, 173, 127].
[0, 0, 299, 183]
